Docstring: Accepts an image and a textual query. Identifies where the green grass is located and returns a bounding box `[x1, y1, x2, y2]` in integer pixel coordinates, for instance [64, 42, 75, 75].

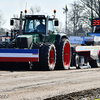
[94, 98, 100, 100]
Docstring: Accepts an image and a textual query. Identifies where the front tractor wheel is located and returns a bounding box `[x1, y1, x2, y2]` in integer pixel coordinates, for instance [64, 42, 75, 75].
[39, 43, 56, 71]
[56, 39, 71, 70]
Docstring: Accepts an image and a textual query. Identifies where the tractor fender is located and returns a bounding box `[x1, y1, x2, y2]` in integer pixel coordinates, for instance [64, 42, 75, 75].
[55, 33, 68, 47]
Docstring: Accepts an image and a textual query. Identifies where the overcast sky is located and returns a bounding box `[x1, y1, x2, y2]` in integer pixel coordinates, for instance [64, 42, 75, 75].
[0, 0, 75, 29]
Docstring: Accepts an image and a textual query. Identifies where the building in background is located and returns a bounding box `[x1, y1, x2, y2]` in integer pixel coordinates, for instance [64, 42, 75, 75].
[76, 25, 86, 36]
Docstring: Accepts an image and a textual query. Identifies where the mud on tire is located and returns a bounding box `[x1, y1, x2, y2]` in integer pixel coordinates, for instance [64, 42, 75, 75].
[56, 39, 71, 70]
[32, 43, 56, 71]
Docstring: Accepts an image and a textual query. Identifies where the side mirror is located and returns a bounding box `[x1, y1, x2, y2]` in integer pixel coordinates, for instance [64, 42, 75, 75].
[10, 19, 14, 26]
[54, 20, 59, 26]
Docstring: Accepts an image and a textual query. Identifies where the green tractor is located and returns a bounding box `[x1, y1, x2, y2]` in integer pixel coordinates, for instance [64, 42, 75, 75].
[1, 10, 71, 71]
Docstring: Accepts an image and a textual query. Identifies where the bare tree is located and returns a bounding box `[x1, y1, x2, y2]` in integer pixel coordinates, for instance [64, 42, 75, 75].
[55, 21, 65, 33]
[0, 10, 5, 28]
[13, 14, 19, 29]
[29, 5, 41, 14]
[67, 0, 100, 35]
[78, 0, 99, 26]
[12, 5, 41, 29]
[0, 10, 6, 35]
[67, 1, 84, 35]
[76, 0, 100, 33]
[80, 0, 99, 17]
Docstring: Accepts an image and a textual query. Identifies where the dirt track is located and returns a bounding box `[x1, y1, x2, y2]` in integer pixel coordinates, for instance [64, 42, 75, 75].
[0, 68, 100, 100]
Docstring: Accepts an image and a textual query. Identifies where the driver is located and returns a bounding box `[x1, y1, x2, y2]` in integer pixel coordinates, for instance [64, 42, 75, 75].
[37, 20, 45, 33]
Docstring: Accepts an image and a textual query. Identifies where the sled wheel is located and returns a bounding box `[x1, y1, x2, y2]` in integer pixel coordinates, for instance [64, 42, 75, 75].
[75, 54, 79, 68]
[89, 59, 100, 68]
[96, 58, 100, 68]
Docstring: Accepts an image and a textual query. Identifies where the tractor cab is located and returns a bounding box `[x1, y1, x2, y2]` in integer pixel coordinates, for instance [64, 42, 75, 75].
[10, 10, 59, 39]
[23, 14, 59, 36]
[24, 15, 46, 35]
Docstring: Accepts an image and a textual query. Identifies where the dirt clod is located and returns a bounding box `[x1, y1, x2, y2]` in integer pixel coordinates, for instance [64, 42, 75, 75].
[45, 88, 100, 100]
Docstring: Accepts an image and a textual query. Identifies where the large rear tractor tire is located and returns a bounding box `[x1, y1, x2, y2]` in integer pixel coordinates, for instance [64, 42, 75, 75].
[56, 39, 71, 70]
[32, 43, 56, 71]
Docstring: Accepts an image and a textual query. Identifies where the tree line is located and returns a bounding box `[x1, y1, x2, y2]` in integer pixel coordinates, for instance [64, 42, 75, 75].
[0, 0, 99, 35]
[0, 5, 41, 35]
[67, 0, 100, 35]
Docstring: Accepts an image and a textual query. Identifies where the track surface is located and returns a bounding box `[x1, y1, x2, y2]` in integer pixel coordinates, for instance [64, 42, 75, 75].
[0, 68, 100, 100]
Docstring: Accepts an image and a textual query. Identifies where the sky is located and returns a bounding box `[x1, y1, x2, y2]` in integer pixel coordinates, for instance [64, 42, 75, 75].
[0, 0, 75, 30]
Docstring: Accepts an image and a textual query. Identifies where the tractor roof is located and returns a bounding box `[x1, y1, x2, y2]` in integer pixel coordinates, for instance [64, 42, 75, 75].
[34, 12, 49, 17]
[25, 12, 53, 19]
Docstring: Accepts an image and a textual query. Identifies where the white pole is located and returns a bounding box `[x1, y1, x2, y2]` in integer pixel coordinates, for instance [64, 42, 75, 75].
[63, 5, 68, 34]
[65, 11, 67, 34]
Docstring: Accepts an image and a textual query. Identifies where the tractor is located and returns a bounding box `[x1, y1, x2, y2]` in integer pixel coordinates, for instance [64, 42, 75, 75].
[0, 10, 71, 71]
